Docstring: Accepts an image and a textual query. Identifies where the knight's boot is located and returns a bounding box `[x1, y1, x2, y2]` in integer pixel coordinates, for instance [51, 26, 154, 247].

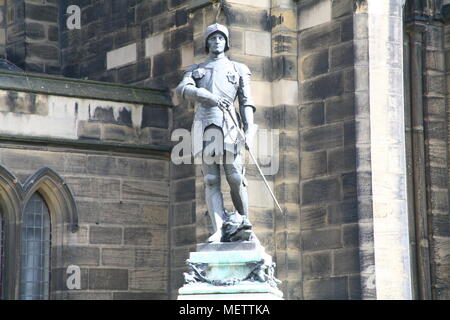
[207, 210, 226, 243]
[208, 229, 222, 243]
[231, 183, 260, 244]
[241, 214, 252, 229]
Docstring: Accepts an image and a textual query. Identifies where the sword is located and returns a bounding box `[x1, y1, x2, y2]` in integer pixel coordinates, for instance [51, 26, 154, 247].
[219, 102, 285, 216]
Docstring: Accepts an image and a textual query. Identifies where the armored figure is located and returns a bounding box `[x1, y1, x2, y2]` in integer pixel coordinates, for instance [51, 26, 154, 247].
[176, 23, 257, 243]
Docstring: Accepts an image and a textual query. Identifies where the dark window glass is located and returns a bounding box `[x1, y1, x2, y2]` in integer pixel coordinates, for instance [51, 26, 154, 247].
[20, 193, 51, 300]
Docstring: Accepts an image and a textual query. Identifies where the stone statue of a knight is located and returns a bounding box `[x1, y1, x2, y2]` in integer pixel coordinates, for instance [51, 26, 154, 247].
[176, 23, 258, 243]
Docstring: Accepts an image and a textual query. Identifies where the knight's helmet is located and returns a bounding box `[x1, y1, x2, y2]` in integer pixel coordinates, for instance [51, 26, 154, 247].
[204, 23, 230, 53]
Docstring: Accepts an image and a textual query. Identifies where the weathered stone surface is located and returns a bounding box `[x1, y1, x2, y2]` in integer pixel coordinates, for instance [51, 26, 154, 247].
[343, 223, 359, 248]
[328, 200, 358, 225]
[152, 50, 181, 77]
[27, 43, 59, 60]
[25, 3, 58, 22]
[101, 248, 136, 268]
[342, 172, 357, 200]
[92, 106, 132, 127]
[298, 0, 332, 31]
[325, 94, 355, 123]
[301, 177, 342, 205]
[64, 292, 113, 300]
[303, 276, 348, 300]
[77, 121, 101, 140]
[300, 207, 327, 231]
[302, 252, 332, 279]
[116, 158, 169, 181]
[62, 246, 100, 266]
[331, 0, 353, 19]
[327, 146, 356, 174]
[141, 203, 169, 226]
[88, 269, 129, 290]
[330, 42, 354, 70]
[145, 33, 165, 57]
[430, 190, 449, 212]
[333, 248, 360, 275]
[172, 178, 195, 202]
[3, 0, 447, 302]
[301, 227, 342, 251]
[135, 248, 168, 268]
[301, 123, 344, 152]
[89, 226, 123, 245]
[26, 22, 45, 40]
[301, 72, 344, 102]
[245, 30, 271, 57]
[96, 202, 166, 225]
[171, 201, 195, 226]
[299, 20, 340, 52]
[64, 176, 121, 200]
[129, 268, 167, 291]
[172, 225, 196, 247]
[348, 275, 362, 300]
[272, 80, 299, 106]
[0, 148, 65, 172]
[101, 123, 137, 142]
[227, 0, 270, 9]
[299, 102, 325, 128]
[344, 120, 356, 146]
[227, 7, 270, 31]
[275, 182, 300, 204]
[299, 49, 328, 80]
[122, 180, 169, 203]
[249, 208, 274, 231]
[248, 179, 275, 208]
[113, 292, 168, 300]
[124, 228, 167, 247]
[0, 91, 48, 115]
[142, 105, 169, 129]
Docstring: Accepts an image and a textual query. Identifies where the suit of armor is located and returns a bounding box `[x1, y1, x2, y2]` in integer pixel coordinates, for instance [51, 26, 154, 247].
[179, 57, 255, 157]
[176, 24, 256, 242]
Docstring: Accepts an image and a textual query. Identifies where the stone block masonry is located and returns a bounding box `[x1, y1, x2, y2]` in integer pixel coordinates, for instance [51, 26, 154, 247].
[5, 0, 448, 302]
[367, 0, 412, 300]
[1, 0, 61, 73]
[107, 43, 137, 70]
[60, 0, 192, 89]
[298, 0, 360, 300]
[402, 1, 450, 300]
[0, 2, 6, 58]
[55, 1, 285, 299]
[0, 72, 172, 300]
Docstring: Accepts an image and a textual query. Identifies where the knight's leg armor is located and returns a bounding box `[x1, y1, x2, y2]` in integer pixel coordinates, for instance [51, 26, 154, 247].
[202, 164, 226, 234]
[202, 126, 226, 242]
[224, 152, 249, 217]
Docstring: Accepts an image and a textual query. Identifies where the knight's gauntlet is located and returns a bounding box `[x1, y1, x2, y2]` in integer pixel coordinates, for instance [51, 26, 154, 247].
[245, 124, 258, 150]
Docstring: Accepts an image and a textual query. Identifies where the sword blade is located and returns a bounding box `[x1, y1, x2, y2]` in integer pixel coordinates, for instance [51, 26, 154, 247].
[222, 105, 285, 215]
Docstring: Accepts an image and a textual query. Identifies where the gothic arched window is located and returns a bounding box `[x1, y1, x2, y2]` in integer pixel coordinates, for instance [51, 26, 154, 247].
[0, 166, 78, 300]
[19, 193, 51, 300]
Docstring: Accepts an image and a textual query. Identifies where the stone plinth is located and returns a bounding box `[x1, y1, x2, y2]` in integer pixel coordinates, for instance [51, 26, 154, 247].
[177, 242, 283, 300]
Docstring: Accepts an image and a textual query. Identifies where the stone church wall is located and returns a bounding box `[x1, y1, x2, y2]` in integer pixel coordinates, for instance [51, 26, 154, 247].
[297, 0, 361, 300]
[404, 0, 450, 299]
[0, 73, 173, 299]
[0, 0, 61, 73]
[0, 0, 448, 301]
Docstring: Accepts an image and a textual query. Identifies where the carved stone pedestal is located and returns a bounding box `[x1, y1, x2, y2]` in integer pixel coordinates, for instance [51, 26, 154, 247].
[177, 242, 283, 300]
